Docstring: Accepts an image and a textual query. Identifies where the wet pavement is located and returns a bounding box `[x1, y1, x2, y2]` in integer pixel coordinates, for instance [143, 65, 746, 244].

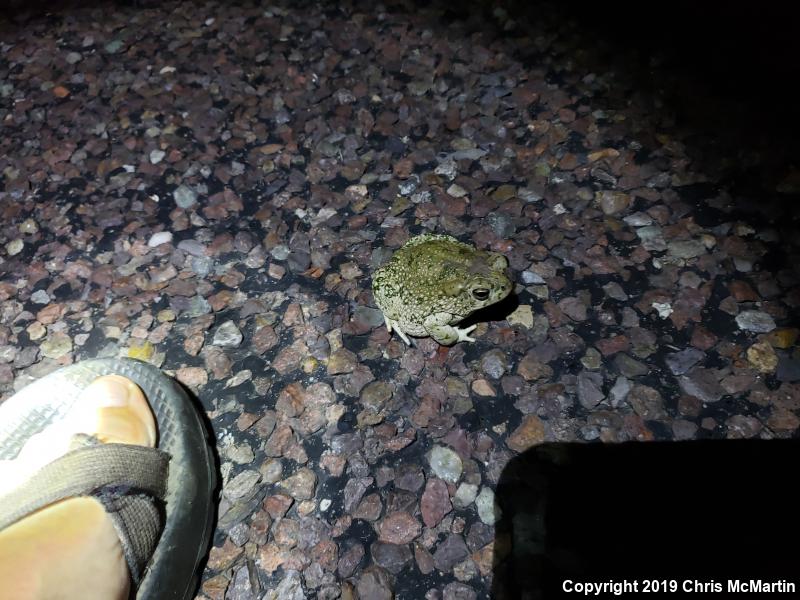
[1, 1, 799, 599]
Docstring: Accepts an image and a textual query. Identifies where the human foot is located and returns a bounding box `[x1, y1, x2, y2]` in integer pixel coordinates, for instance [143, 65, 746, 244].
[0, 375, 157, 600]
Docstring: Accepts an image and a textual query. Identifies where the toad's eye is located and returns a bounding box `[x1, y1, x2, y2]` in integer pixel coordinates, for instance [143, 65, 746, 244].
[472, 288, 490, 301]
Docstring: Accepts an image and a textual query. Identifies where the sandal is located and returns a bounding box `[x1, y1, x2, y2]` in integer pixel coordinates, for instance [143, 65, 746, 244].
[0, 358, 217, 600]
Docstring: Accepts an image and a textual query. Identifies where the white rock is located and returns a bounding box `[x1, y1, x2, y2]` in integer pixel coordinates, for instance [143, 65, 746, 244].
[475, 487, 501, 525]
[147, 231, 173, 248]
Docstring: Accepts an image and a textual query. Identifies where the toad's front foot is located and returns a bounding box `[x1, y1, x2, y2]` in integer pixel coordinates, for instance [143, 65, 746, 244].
[455, 324, 477, 343]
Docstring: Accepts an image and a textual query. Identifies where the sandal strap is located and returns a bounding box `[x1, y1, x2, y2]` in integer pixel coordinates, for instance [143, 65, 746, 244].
[98, 492, 164, 585]
[0, 443, 170, 582]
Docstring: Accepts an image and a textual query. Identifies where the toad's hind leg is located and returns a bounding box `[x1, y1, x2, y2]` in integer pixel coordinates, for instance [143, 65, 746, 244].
[385, 317, 411, 345]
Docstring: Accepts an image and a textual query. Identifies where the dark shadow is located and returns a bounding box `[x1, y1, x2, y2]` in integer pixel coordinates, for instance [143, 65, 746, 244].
[492, 439, 800, 599]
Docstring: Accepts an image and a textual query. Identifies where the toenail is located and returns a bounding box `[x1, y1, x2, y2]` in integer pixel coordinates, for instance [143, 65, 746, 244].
[82, 377, 132, 408]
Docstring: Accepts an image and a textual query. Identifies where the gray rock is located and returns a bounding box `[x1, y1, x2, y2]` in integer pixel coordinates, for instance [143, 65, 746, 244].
[278, 468, 317, 500]
[13, 346, 39, 369]
[149, 149, 166, 164]
[613, 353, 649, 378]
[475, 487, 500, 525]
[453, 483, 479, 508]
[173, 184, 198, 208]
[777, 356, 800, 382]
[288, 250, 311, 273]
[627, 385, 666, 420]
[665, 348, 705, 375]
[338, 542, 365, 578]
[104, 39, 124, 54]
[191, 256, 214, 277]
[485, 212, 516, 238]
[725, 415, 763, 439]
[356, 566, 394, 600]
[443, 582, 478, 600]
[433, 534, 469, 572]
[602, 281, 629, 301]
[521, 270, 546, 284]
[672, 419, 699, 440]
[213, 321, 243, 347]
[735, 310, 776, 333]
[623, 212, 653, 227]
[581, 348, 602, 370]
[264, 570, 305, 600]
[635, 226, 667, 252]
[466, 522, 494, 552]
[480, 349, 508, 379]
[679, 369, 724, 403]
[344, 477, 373, 512]
[224, 470, 262, 501]
[428, 446, 463, 484]
[371, 541, 413, 574]
[185, 295, 212, 317]
[330, 433, 363, 455]
[353, 306, 386, 328]
[609, 376, 632, 407]
[226, 564, 257, 600]
[30, 290, 50, 304]
[519, 187, 543, 203]
[577, 370, 604, 408]
[667, 239, 706, 259]
[177, 239, 207, 257]
[394, 464, 425, 492]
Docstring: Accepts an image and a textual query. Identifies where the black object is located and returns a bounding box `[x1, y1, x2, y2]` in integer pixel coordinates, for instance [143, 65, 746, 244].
[493, 439, 800, 599]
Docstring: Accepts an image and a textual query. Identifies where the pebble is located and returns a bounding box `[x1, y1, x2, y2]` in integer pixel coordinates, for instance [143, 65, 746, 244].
[371, 541, 413, 574]
[18, 218, 39, 234]
[173, 185, 198, 208]
[223, 470, 261, 501]
[6, 239, 23, 256]
[596, 190, 630, 215]
[148, 231, 173, 248]
[264, 570, 305, 600]
[104, 39, 124, 53]
[428, 446, 463, 484]
[453, 483, 479, 509]
[678, 369, 724, 403]
[506, 415, 546, 452]
[343, 477, 373, 512]
[213, 321, 243, 347]
[506, 304, 534, 328]
[665, 347, 705, 375]
[30, 290, 50, 304]
[577, 371, 604, 408]
[378, 512, 421, 545]
[609, 376, 632, 406]
[338, 543, 365, 578]
[39, 332, 72, 359]
[667, 239, 706, 259]
[475, 487, 500, 525]
[421, 478, 451, 528]
[356, 567, 394, 600]
[746, 341, 778, 373]
[433, 534, 469, 572]
[443, 583, 478, 600]
[736, 310, 777, 333]
[777, 356, 800, 382]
